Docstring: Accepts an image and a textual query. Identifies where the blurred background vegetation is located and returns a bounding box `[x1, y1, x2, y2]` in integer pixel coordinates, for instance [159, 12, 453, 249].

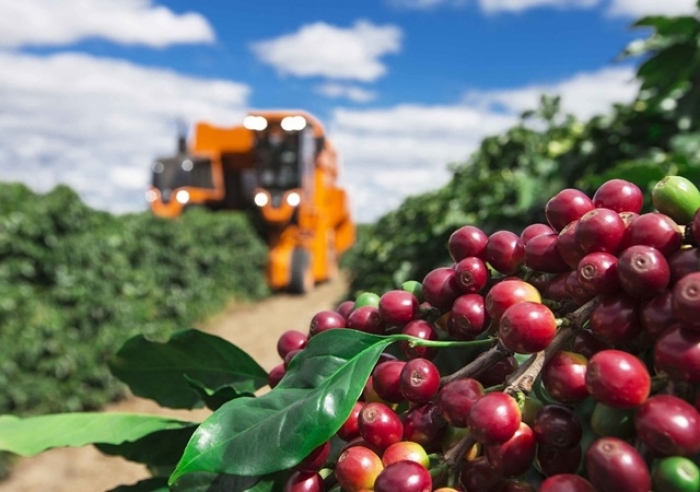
[344, 7, 700, 296]
[2, 3, 700, 478]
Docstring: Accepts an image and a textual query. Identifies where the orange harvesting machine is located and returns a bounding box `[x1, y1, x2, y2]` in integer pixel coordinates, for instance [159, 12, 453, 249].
[146, 110, 355, 294]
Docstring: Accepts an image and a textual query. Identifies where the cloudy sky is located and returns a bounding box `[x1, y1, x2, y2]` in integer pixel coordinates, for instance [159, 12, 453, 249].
[0, 0, 697, 222]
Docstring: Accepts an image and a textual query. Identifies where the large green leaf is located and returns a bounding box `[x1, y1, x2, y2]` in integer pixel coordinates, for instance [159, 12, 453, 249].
[171, 470, 290, 492]
[0, 413, 193, 456]
[169, 330, 398, 483]
[109, 329, 268, 409]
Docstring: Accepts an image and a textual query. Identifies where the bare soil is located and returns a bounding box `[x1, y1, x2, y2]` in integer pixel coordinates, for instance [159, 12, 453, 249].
[0, 276, 348, 492]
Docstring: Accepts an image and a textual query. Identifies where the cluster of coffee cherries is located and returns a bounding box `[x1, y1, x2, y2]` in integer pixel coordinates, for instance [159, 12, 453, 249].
[270, 177, 700, 492]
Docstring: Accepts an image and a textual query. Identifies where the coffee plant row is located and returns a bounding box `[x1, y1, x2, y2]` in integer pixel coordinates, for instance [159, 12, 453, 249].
[0, 183, 269, 429]
[2, 175, 700, 492]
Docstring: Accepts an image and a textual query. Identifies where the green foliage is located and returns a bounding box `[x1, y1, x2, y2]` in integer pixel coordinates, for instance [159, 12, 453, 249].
[109, 329, 268, 410]
[0, 183, 270, 422]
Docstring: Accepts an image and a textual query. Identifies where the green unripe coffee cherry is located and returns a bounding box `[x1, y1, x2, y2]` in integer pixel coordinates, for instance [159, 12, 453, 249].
[401, 280, 424, 303]
[652, 456, 700, 492]
[652, 176, 700, 224]
[353, 291, 380, 309]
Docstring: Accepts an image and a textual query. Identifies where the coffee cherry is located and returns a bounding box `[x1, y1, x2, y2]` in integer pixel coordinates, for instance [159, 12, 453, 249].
[400, 319, 439, 359]
[539, 474, 593, 492]
[498, 301, 557, 354]
[358, 402, 403, 450]
[654, 324, 700, 383]
[622, 212, 682, 256]
[401, 402, 447, 451]
[652, 456, 700, 492]
[277, 330, 308, 359]
[309, 310, 345, 337]
[485, 230, 525, 275]
[557, 221, 586, 268]
[467, 392, 521, 444]
[520, 223, 555, 244]
[571, 329, 613, 359]
[541, 351, 588, 404]
[399, 358, 441, 404]
[354, 292, 380, 309]
[593, 178, 643, 213]
[545, 188, 594, 232]
[268, 363, 285, 388]
[336, 300, 355, 319]
[374, 460, 432, 492]
[436, 377, 484, 427]
[589, 294, 641, 344]
[378, 290, 418, 327]
[284, 349, 303, 369]
[668, 247, 700, 284]
[381, 441, 430, 468]
[532, 405, 582, 448]
[460, 456, 505, 492]
[295, 441, 330, 472]
[617, 245, 670, 298]
[585, 349, 650, 409]
[585, 437, 651, 492]
[577, 252, 619, 296]
[485, 279, 541, 321]
[337, 402, 364, 441]
[575, 208, 626, 255]
[448, 294, 489, 340]
[484, 422, 537, 478]
[452, 256, 489, 293]
[422, 267, 461, 310]
[372, 360, 406, 404]
[536, 443, 583, 477]
[347, 305, 385, 334]
[335, 446, 383, 492]
[564, 270, 596, 306]
[449, 225, 488, 262]
[634, 394, 700, 456]
[590, 401, 635, 439]
[672, 272, 700, 332]
[639, 290, 676, 337]
[283, 471, 324, 492]
[524, 233, 569, 273]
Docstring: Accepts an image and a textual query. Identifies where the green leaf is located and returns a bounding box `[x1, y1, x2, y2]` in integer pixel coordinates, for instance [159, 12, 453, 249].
[96, 425, 197, 466]
[169, 330, 398, 484]
[0, 413, 193, 457]
[109, 329, 268, 409]
[171, 470, 290, 492]
[183, 374, 252, 411]
[107, 477, 169, 492]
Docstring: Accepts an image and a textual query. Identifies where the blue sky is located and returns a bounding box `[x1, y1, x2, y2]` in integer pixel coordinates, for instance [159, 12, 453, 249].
[0, 0, 697, 222]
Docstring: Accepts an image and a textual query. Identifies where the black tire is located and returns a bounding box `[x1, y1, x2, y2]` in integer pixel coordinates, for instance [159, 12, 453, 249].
[289, 248, 313, 294]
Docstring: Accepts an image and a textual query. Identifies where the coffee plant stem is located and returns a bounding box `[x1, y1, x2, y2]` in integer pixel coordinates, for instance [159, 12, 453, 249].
[440, 340, 512, 386]
[402, 336, 497, 349]
[443, 431, 477, 485]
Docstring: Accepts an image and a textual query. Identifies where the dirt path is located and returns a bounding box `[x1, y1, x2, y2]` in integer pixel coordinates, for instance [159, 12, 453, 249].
[0, 276, 348, 492]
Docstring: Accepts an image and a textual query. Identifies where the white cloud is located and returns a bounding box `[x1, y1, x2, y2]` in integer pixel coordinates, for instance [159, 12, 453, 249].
[0, 51, 249, 213]
[250, 20, 402, 82]
[463, 66, 638, 120]
[0, 0, 215, 49]
[331, 66, 639, 223]
[606, 0, 698, 18]
[316, 83, 377, 103]
[479, 0, 598, 13]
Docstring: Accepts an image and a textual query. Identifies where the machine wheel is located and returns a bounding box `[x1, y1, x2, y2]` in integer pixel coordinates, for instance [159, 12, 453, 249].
[289, 248, 314, 295]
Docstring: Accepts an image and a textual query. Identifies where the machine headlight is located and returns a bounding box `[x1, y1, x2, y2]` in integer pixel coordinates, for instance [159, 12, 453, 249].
[281, 116, 307, 131]
[244, 115, 268, 131]
[175, 190, 190, 204]
[286, 191, 301, 207]
[254, 191, 269, 207]
[181, 159, 193, 171]
[145, 190, 157, 202]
